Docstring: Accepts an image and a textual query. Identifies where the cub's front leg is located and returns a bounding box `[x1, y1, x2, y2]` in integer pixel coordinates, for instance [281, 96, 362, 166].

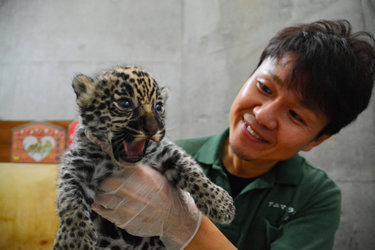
[53, 158, 113, 249]
[177, 157, 235, 225]
[148, 140, 235, 225]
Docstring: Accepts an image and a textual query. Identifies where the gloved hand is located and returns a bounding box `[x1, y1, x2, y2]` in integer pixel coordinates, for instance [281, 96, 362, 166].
[92, 164, 202, 250]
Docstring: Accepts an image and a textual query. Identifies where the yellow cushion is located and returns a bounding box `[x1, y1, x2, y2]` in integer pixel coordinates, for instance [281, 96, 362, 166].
[0, 163, 59, 249]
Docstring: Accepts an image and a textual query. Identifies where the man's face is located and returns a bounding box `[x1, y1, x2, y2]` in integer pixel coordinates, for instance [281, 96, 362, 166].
[229, 56, 330, 163]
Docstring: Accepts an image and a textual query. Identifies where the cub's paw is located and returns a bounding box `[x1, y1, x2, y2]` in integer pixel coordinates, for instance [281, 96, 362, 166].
[197, 185, 235, 224]
[188, 179, 235, 225]
[54, 217, 97, 249]
[179, 163, 235, 224]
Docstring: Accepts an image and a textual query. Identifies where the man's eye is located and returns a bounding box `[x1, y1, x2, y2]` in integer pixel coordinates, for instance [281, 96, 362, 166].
[289, 110, 304, 124]
[118, 100, 132, 109]
[258, 82, 272, 95]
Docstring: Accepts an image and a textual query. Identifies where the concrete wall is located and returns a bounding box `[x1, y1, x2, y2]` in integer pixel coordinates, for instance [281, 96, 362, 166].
[0, 0, 374, 249]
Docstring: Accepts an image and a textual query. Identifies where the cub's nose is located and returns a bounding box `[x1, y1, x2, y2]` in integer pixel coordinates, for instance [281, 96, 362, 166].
[141, 113, 159, 137]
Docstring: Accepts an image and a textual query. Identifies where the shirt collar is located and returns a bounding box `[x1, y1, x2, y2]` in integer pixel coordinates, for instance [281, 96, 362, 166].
[194, 128, 303, 186]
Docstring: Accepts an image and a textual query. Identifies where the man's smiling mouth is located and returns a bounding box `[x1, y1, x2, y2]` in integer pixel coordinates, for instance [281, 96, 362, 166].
[245, 123, 267, 142]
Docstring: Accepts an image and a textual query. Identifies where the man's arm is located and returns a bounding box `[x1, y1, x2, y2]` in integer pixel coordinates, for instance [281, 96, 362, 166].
[186, 215, 237, 250]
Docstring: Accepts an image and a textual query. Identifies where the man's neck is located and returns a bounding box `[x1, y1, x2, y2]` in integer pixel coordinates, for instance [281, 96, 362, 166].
[221, 137, 277, 178]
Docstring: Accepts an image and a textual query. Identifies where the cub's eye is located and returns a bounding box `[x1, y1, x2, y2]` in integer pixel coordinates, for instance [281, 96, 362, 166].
[155, 104, 163, 112]
[118, 100, 132, 109]
[257, 82, 272, 95]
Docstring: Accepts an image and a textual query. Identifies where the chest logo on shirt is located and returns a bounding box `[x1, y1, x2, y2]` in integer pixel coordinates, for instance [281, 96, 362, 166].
[268, 201, 297, 221]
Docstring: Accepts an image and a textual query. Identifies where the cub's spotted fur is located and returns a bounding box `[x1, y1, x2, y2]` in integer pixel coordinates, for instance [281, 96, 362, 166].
[54, 66, 235, 249]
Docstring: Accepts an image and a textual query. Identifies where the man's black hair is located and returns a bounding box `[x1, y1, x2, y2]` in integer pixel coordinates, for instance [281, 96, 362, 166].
[258, 20, 375, 136]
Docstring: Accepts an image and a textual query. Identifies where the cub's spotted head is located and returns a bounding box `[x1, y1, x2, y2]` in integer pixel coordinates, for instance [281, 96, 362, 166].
[73, 65, 168, 163]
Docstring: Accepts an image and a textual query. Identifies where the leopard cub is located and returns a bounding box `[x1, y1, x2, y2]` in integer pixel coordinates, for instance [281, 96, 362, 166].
[54, 66, 235, 249]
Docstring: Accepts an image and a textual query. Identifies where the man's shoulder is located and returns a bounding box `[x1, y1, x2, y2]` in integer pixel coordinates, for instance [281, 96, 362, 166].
[275, 154, 340, 198]
[297, 156, 341, 196]
[299, 157, 333, 180]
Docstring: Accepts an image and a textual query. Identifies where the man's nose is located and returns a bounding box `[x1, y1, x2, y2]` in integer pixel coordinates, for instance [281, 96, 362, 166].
[253, 101, 278, 130]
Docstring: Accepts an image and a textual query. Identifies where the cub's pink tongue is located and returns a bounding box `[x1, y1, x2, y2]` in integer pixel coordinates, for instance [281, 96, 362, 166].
[124, 141, 146, 156]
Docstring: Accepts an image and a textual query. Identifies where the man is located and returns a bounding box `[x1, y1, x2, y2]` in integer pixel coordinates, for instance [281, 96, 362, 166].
[92, 20, 375, 249]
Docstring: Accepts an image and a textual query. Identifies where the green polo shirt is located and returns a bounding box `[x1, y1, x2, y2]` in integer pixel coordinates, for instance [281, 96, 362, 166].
[176, 129, 341, 250]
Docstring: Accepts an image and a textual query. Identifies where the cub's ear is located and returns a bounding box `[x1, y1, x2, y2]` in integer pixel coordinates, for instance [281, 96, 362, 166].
[72, 74, 94, 99]
[160, 87, 169, 102]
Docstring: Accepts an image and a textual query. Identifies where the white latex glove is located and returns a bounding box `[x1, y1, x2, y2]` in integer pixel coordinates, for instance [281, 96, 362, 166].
[92, 164, 202, 250]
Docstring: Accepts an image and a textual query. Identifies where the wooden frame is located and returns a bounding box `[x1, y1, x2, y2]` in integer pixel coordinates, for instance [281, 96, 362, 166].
[0, 121, 72, 163]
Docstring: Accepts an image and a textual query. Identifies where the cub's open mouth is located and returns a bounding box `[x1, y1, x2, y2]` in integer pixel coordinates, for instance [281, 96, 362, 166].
[119, 140, 148, 163]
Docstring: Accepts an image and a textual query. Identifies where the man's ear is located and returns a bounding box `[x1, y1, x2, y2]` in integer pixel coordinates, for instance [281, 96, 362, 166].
[301, 134, 332, 152]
